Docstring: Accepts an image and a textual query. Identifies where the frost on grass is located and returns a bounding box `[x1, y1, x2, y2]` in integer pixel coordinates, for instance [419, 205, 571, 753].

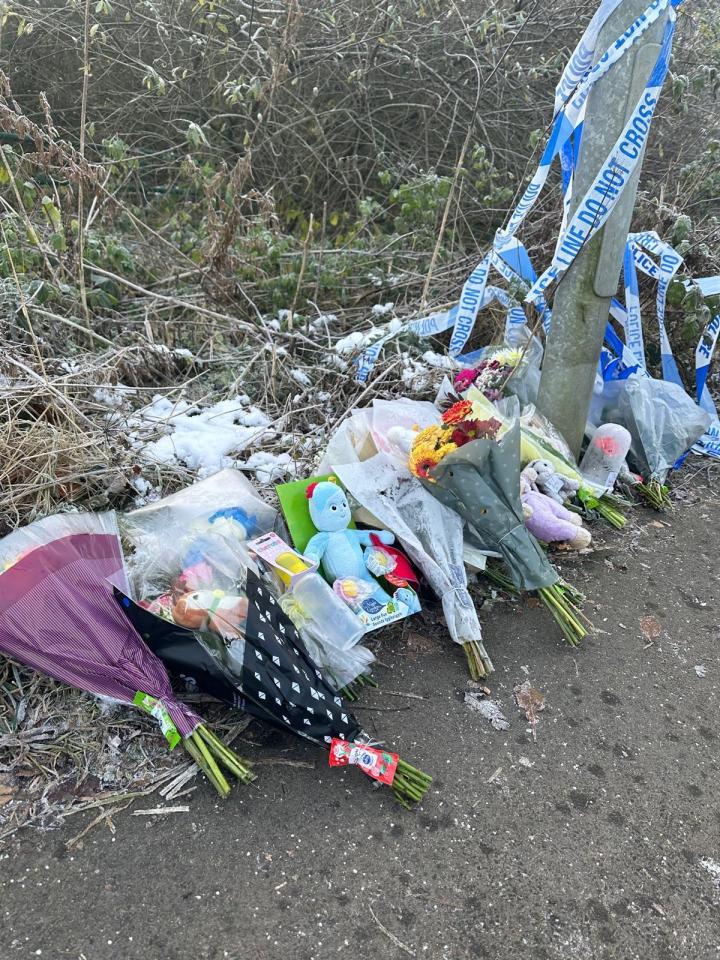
[131, 394, 272, 477]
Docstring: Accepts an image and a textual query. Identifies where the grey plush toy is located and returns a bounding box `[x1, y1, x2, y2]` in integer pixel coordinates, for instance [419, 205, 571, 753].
[528, 459, 580, 504]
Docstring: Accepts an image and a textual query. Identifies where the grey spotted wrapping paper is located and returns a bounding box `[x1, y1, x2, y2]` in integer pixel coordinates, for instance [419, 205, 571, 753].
[422, 422, 558, 592]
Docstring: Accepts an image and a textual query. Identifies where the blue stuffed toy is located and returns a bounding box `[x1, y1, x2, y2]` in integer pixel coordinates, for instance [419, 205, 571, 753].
[304, 480, 420, 614]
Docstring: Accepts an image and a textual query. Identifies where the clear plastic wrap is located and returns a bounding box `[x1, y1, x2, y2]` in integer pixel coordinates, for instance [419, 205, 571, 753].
[122, 468, 276, 597]
[580, 423, 632, 494]
[333, 454, 486, 652]
[124, 469, 374, 694]
[0, 511, 130, 593]
[588, 376, 711, 481]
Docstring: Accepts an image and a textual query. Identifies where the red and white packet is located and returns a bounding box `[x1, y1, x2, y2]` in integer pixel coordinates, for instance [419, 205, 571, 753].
[329, 737, 399, 786]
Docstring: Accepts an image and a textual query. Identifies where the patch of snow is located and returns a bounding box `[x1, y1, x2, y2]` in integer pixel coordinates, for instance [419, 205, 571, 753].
[135, 395, 272, 477]
[371, 302, 394, 317]
[290, 368, 312, 388]
[335, 328, 384, 357]
[94, 384, 137, 408]
[242, 451, 297, 484]
[422, 350, 457, 370]
[309, 313, 338, 331]
[327, 354, 348, 372]
[263, 342, 288, 357]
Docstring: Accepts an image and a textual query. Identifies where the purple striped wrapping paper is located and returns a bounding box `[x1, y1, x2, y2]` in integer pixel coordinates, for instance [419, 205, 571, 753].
[0, 532, 199, 738]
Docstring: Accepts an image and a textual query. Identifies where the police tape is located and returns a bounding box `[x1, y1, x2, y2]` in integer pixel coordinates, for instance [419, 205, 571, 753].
[526, 13, 677, 308]
[356, 0, 679, 379]
[693, 311, 720, 458]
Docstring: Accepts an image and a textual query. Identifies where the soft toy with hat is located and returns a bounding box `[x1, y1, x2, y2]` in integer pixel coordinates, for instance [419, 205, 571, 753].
[304, 479, 421, 614]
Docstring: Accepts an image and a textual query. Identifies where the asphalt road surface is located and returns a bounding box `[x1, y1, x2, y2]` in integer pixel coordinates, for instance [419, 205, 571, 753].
[2, 476, 719, 960]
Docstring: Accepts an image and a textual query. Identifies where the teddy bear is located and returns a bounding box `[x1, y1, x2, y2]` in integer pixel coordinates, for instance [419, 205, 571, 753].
[304, 480, 421, 614]
[528, 458, 580, 504]
[172, 589, 248, 639]
[521, 468, 591, 550]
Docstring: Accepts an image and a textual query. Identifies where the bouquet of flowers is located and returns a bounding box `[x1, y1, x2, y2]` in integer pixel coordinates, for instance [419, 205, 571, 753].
[464, 388, 628, 529]
[123, 473, 431, 807]
[0, 512, 254, 798]
[409, 409, 590, 646]
[124, 472, 377, 698]
[317, 398, 493, 681]
[453, 346, 533, 403]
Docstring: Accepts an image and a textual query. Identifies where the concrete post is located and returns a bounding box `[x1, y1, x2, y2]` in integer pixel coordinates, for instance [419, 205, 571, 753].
[536, 0, 670, 455]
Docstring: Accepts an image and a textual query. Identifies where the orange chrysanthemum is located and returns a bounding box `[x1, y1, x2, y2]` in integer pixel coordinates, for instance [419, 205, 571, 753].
[441, 399, 474, 426]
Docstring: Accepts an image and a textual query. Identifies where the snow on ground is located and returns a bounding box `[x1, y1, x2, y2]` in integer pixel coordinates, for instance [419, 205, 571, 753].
[241, 451, 298, 484]
[130, 395, 274, 477]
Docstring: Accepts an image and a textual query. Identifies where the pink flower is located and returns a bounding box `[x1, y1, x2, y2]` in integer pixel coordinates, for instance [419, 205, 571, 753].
[453, 368, 479, 392]
[594, 435, 619, 456]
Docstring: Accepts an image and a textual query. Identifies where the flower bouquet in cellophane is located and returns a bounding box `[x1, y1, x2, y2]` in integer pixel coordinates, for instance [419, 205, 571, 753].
[122, 472, 431, 808]
[409, 406, 591, 647]
[463, 388, 628, 529]
[0, 512, 254, 799]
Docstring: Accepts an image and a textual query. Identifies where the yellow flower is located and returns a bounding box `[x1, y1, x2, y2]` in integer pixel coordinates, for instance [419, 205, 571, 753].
[409, 438, 457, 478]
[492, 347, 524, 367]
[412, 424, 452, 450]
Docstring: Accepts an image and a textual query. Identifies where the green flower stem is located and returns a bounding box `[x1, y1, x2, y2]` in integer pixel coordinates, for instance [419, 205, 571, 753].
[183, 733, 230, 798]
[392, 758, 432, 809]
[338, 674, 376, 701]
[578, 487, 627, 529]
[463, 640, 489, 680]
[195, 724, 255, 784]
[192, 729, 231, 797]
[538, 582, 592, 647]
[637, 480, 671, 510]
[596, 495, 627, 529]
[483, 564, 519, 595]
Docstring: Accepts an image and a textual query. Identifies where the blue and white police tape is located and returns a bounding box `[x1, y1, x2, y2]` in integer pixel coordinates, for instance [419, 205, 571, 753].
[693, 312, 720, 458]
[526, 13, 677, 310]
[354, 285, 525, 383]
[357, 0, 682, 379]
[622, 242, 645, 368]
[629, 231, 684, 385]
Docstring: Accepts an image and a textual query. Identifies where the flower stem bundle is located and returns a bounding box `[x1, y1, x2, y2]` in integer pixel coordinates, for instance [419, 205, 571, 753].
[637, 479, 671, 510]
[577, 487, 627, 529]
[484, 562, 589, 646]
[339, 673, 377, 701]
[537, 581, 591, 647]
[463, 639, 490, 680]
[392, 759, 433, 809]
[182, 724, 255, 798]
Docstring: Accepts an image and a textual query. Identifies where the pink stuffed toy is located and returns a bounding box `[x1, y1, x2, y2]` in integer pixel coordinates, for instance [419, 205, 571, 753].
[521, 468, 591, 549]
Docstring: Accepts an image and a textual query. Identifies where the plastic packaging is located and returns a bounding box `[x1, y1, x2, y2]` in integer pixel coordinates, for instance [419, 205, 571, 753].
[588, 376, 711, 481]
[249, 531, 367, 651]
[122, 468, 275, 601]
[580, 423, 632, 494]
[289, 571, 366, 651]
